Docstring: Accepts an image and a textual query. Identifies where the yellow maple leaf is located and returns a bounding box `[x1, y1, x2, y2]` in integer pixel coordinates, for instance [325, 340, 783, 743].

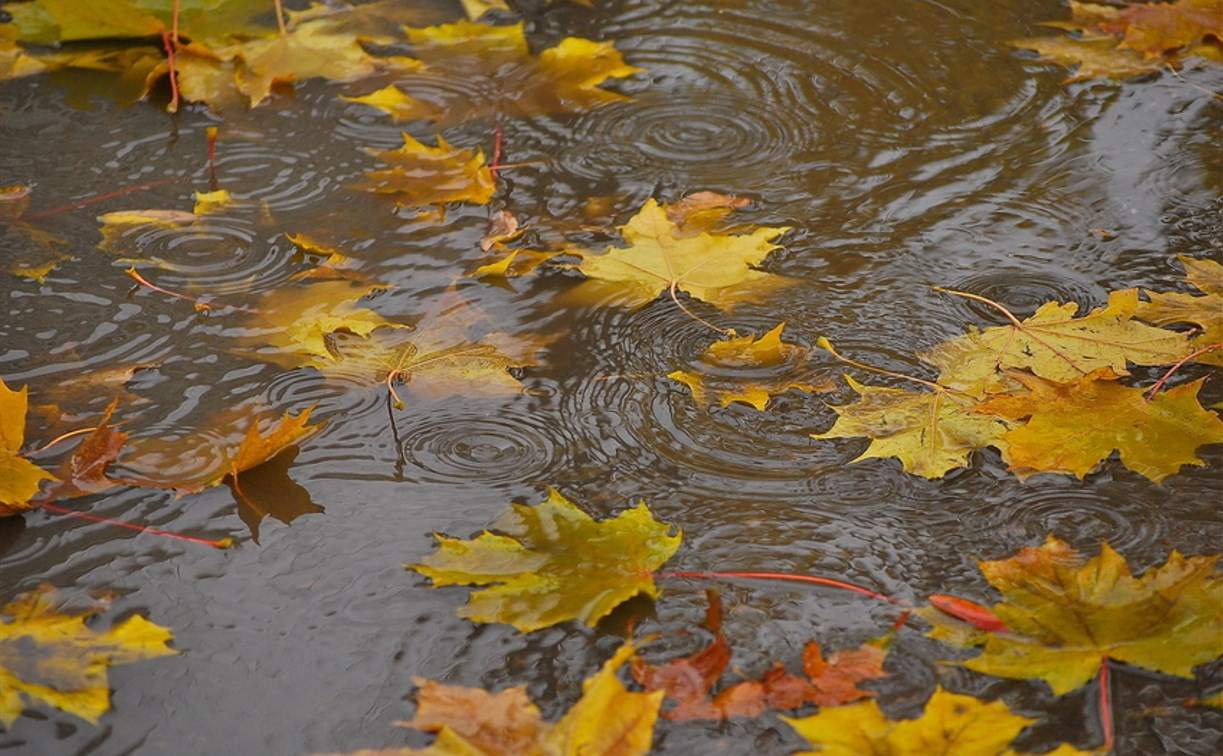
[782, 686, 1091, 756]
[355, 132, 494, 207]
[0, 378, 57, 516]
[342, 21, 641, 124]
[1137, 256, 1223, 367]
[568, 198, 793, 313]
[668, 323, 832, 410]
[396, 643, 660, 755]
[920, 536, 1223, 697]
[243, 279, 402, 365]
[972, 368, 1223, 483]
[0, 586, 177, 727]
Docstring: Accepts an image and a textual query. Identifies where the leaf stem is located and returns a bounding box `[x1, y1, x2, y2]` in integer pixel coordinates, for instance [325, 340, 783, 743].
[125, 267, 212, 312]
[23, 425, 110, 457]
[22, 177, 184, 222]
[1145, 342, 1222, 400]
[490, 117, 503, 181]
[39, 503, 232, 549]
[932, 286, 1025, 328]
[273, 0, 288, 35]
[161, 31, 180, 113]
[669, 281, 734, 335]
[655, 570, 897, 604]
[1099, 660, 1115, 752]
[816, 337, 947, 393]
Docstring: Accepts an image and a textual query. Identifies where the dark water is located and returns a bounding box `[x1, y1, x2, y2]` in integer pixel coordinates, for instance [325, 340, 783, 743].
[2, 0, 1221, 753]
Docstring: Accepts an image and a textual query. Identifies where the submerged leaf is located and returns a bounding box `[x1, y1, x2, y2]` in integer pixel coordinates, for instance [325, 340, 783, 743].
[410, 489, 681, 632]
[668, 324, 832, 410]
[355, 132, 494, 207]
[973, 368, 1223, 483]
[0, 587, 177, 726]
[812, 372, 1010, 479]
[344, 21, 641, 125]
[401, 642, 660, 755]
[569, 198, 793, 311]
[920, 536, 1223, 696]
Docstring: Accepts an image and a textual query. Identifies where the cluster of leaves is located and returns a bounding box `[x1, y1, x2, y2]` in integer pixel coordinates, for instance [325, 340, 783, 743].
[814, 257, 1223, 482]
[406, 491, 1220, 753]
[1012, 0, 1223, 81]
[0, 1, 639, 114]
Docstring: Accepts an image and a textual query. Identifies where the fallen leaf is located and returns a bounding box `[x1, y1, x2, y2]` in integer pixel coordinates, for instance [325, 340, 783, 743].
[399, 642, 660, 755]
[633, 591, 886, 720]
[342, 20, 641, 125]
[460, 0, 512, 21]
[568, 198, 793, 312]
[919, 288, 1191, 397]
[1010, 34, 1165, 82]
[0, 586, 177, 726]
[410, 488, 681, 632]
[811, 371, 1011, 479]
[0, 378, 58, 516]
[781, 685, 1090, 755]
[664, 191, 752, 234]
[354, 132, 494, 207]
[470, 247, 561, 279]
[243, 279, 401, 365]
[0, 185, 70, 282]
[480, 210, 522, 252]
[919, 536, 1223, 696]
[668, 323, 833, 410]
[38, 400, 126, 503]
[1137, 256, 1223, 367]
[973, 368, 1223, 482]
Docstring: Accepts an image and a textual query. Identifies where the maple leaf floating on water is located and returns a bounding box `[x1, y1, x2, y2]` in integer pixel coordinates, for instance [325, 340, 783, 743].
[0, 378, 58, 516]
[409, 489, 681, 632]
[918, 536, 1223, 697]
[354, 133, 494, 207]
[0, 184, 70, 283]
[343, 21, 641, 125]
[0, 586, 177, 727]
[632, 590, 887, 720]
[1136, 256, 1223, 367]
[567, 198, 793, 313]
[973, 368, 1223, 483]
[668, 324, 833, 410]
[1011, 0, 1223, 82]
[383, 643, 659, 755]
[782, 686, 1092, 756]
[919, 288, 1191, 399]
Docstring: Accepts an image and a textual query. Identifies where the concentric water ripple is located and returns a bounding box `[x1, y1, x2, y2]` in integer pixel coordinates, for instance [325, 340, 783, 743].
[940, 268, 1109, 321]
[399, 406, 571, 486]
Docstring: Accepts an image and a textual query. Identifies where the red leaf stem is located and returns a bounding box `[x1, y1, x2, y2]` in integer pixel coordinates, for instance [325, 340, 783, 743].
[656, 570, 896, 603]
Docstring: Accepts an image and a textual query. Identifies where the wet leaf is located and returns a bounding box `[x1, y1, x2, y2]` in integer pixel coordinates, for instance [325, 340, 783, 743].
[0, 25, 48, 79]
[342, 20, 641, 125]
[0, 378, 58, 516]
[973, 368, 1223, 483]
[664, 191, 752, 234]
[1012, 0, 1223, 81]
[6, 0, 269, 46]
[0, 185, 70, 282]
[781, 685, 1091, 755]
[568, 198, 793, 311]
[1137, 256, 1223, 367]
[0, 586, 177, 726]
[920, 536, 1223, 696]
[919, 289, 1191, 397]
[354, 132, 494, 207]
[668, 324, 833, 410]
[398, 642, 660, 755]
[410, 489, 681, 632]
[38, 400, 126, 503]
[633, 591, 886, 720]
[244, 279, 402, 364]
[811, 369, 1011, 479]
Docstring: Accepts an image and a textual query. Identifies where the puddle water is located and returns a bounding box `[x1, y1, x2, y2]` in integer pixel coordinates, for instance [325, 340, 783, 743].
[2, 0, 1221, 753]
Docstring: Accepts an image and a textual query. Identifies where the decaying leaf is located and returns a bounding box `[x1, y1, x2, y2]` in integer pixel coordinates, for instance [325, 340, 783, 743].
[410, 489, 681, 632]
[973, 368, 1223, 483]
[354, 132, 494, 207]
[342, 21, 641, 125]
[1137, 256, 1223, 367]
[568, 198, 793, 312]
[781, 685, 1091, 755]
[0, 184, 70, 282]
[399, 642, 660, 755]
[919, 536, 1223, 696]
[1011, 0, 1223, 82]
[919, 288, 1191, 398]
[0, 378, 58, 516]
[664, 191, 752, 234]
[668, 324, 833, 410]
[38, 400, 126, 503]
[633, 591, 886, 720]
[812, 370, 1011, 480]
[0, 586, 177, 726]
